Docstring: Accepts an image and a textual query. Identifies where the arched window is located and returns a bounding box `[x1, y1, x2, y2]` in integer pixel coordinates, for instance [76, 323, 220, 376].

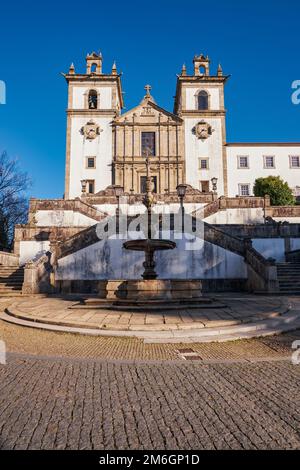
[197, 90, 209, 110]
[199, 65, 206, 76]
[88, 89, 98, 109]
[91, 63, 97, 73]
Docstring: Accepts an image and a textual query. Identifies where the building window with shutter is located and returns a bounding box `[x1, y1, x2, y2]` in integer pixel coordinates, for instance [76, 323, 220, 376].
[198, 158, 209, 170]
[86, 157, 96, 169]
[290, 155, 300, 168]
[237, 156, 249, 169]
[264, 155, 275, 168]
[239, 184, 250, 196]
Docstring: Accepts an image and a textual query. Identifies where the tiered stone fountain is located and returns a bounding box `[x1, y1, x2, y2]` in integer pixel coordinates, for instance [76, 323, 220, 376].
[112, 157, 207, 307]
[78, 156, 210, 311]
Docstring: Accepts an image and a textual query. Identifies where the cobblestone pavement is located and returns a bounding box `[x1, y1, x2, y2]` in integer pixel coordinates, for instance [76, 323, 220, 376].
[0, 355, 300, 450]
[1, 297, 300, 450]
[1, 317, 300, 361]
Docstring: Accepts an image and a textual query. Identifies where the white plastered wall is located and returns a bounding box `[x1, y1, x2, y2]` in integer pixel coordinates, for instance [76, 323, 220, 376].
[184, 118, 225, 195]
[226, 146, 300, 197]
[72, 86, 112, 109]
[185, 87, 220, 110]
[68, 116, 112, 199]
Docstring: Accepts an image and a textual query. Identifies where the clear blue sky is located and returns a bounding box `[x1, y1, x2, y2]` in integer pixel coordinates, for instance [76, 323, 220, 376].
[0, 0, 299, 199]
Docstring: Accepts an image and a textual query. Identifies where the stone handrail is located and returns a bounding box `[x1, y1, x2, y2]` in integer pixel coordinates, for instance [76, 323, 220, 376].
[193, 196, 268, 220]
[0, 251, 19, 266]
[29, 198, 108, 223]
[266, 205, 300, 218]
[202, 222, 245, 256]
[286, 249, 300, 262]
[224, 196, 267, 209]
[212, 223, 300, 238]
[54, 224, 101, 260]
[22, 251, 55, 294]
[200, 224, 279, 292]
[192, 199, 220, 219]
[245, 241, 279, 292]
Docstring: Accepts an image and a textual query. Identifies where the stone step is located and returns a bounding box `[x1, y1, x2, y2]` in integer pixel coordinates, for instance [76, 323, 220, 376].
[279, 287, 300, 295]
[279, 284, 300, 288]
[0, 273, 24, 277]
[278, 276, 300, 279]
[0, 282, 23, 289]
[0, 287, 22, 291]
[1, 309, 300, 343]
[277, 271, 300, 274]
[0, 293, 23, 297]
[0, 272, 24, 276]
[0, 283, 22, 286]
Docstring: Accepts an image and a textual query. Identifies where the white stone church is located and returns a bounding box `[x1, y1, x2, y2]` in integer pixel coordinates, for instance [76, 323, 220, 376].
[3, 52, 300, 298]
[65, 52, 300, 200]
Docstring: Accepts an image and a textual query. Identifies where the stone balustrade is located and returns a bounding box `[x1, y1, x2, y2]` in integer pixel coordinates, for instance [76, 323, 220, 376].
[0, 251, 19, 266]
[22, 251, 55, 294]
[28, 198, 107, 224]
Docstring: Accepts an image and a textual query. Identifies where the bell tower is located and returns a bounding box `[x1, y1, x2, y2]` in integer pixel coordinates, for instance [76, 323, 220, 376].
[63, 52, 124, 199]
[86, 52, 102, 75]
[174, 54, 230, 196]
[193, 53, 210, 76]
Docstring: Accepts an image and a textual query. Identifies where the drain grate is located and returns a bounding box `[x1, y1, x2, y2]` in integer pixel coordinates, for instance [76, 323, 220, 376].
[176, 348, 202, 361]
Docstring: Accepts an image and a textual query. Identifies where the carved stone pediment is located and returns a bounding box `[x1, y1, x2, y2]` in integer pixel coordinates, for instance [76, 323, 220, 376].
[141, 105, 155, 117]
[194, 121, 213, 140]
[81, 120, 101, 140]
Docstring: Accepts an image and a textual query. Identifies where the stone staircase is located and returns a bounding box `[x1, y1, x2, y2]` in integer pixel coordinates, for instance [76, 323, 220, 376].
[0, 265, 24, 296]
[277, 262, 300, 295]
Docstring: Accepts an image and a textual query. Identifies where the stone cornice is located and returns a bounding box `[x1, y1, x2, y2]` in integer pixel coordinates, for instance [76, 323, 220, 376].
[112, 121, 183, 127]
[64, 73, 124, 108]
[177, 75, 230, 84]
[64, 73, 122, 82]
[179, 110, 227, 117]
[66, 109, 117, 117]
[226, 142, 300, 147]
[173, 75, 229, 115]
[113, 157, 185, 164]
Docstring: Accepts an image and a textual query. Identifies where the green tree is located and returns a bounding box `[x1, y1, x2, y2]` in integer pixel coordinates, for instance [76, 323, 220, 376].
[0, 152, 31, 250]
[253, 176, 295, 206]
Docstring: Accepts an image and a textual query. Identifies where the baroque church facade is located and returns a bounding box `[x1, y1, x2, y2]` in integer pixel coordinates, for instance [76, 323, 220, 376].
[64, 52, 300, 201]
[5, 51, 300, 295]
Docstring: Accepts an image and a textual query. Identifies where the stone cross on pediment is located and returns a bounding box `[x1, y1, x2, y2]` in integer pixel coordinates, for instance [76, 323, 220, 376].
[144, 84, 152, 97]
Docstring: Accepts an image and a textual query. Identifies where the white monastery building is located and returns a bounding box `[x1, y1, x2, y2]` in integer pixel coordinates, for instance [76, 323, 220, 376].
[5, 51, 300, 297]
[64, 52, 300, 200]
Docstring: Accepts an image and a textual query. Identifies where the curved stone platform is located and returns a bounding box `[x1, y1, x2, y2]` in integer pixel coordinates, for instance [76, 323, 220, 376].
[1, 294, 300, 343]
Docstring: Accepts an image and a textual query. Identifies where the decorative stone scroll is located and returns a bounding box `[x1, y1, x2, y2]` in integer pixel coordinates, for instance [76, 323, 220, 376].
[81, 120, 102, 140]
[194, 120, 213, 140]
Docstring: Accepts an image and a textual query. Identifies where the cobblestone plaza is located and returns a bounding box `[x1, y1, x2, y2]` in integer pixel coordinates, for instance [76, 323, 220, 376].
[1, 299, 300, 450]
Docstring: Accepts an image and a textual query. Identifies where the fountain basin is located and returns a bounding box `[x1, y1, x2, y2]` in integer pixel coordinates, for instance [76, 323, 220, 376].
[123, 239, 176, 280]
[77, 279, 213, 310]
[123, 239, 176, 252]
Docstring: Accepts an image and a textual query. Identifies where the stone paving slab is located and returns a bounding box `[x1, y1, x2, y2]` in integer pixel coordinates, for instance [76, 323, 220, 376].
[1, 307, 300, 362]
[2, 294, 300, 343]
[2, 295, 291, 332]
